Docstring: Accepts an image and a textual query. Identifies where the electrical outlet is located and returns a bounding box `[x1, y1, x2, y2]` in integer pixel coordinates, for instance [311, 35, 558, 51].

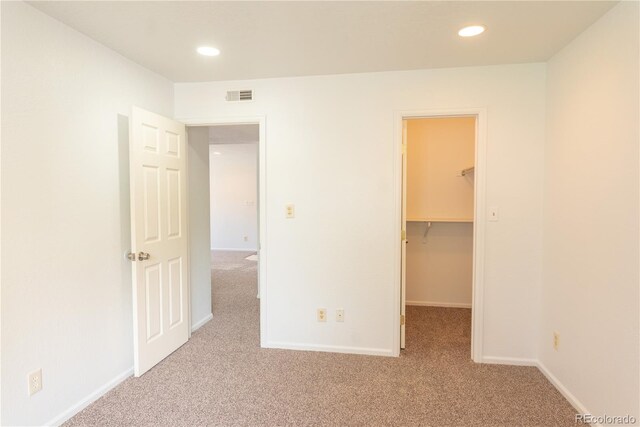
[553, 332, 560, 351]
[336, 309, 345, 322]
[317, 308, 327, 322]
[28, 369, 42, 396]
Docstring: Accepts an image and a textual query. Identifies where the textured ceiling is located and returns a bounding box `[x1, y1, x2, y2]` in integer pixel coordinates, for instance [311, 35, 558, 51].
[29, 1, 617, 82]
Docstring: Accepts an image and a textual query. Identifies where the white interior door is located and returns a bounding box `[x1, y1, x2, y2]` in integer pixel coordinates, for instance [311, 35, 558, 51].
[130, 106, 189, 376]
[401, 119, 408, 349]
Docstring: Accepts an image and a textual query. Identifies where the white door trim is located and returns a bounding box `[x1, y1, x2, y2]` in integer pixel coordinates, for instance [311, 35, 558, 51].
[393, 108, 487, 362]
[181, 116, 267, 348]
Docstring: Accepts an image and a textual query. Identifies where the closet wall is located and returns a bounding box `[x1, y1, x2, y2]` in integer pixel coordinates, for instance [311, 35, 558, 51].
[405, 117, 475, 307]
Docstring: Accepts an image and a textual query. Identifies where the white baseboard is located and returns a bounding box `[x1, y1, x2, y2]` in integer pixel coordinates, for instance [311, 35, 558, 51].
[191, 313, 213, 332]
[406, 300, 472, 308]
[211, 247, 258, 252]
[536, 361, 593, 420]
[265, 341, 394, 357]
[480, 358, 596, 425]
[481, 356, 538, 366]
[45, 315, 213, 426]
[39, 347, 593, 427]
[45, 367, 133, 426]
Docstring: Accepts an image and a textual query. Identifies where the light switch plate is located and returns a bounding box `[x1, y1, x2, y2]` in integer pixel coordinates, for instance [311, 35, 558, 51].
[489, 207, 499, 222]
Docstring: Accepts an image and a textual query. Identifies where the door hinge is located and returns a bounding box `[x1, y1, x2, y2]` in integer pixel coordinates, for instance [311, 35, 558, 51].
[401, 315, 405, 326]
[402, 144, 407, 155]
[401, 230, 406, 240]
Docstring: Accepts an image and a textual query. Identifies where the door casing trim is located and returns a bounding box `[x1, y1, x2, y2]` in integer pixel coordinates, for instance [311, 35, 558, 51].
[182, 115, 267, 348]
[393, 108, 487, 361]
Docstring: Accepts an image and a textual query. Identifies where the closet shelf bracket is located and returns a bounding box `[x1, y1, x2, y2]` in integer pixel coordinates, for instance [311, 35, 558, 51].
[422, 221, 432, 243]
[460, 166, 475, 177]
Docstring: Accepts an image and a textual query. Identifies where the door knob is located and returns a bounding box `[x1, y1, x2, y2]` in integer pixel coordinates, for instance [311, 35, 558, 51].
[137, 252, 150, 261]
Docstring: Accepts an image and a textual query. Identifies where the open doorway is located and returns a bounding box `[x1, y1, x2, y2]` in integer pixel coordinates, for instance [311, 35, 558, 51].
[186, 122, 262, 344]
[399, 113, 482, 359]
[209, 124, 260, 337]
[208, 126, 259, 274]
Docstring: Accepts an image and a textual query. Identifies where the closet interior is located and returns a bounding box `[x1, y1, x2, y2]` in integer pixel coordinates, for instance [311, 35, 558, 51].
[404, 116, 476, 348]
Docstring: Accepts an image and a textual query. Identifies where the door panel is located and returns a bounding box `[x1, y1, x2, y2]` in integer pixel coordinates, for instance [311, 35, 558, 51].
[142, 124, 159, 152]
[165, 130, 180, 156]
[143, 166, 161, 242]
[130, 106, 188, 376]
[145, 263, 163, 341]
[166, 169, 181, 238]
[168, 257, 183, 328]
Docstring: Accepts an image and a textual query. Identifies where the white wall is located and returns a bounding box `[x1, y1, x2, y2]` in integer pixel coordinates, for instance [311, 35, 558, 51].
[209, 143, 258, 251]
[3, 1, 633, 424]
[175, 63, 546, 359]
[187, 127, 212, 329]
[541, 1, 639, 420]
[1, 2, 174, 425]
[406, 222, 473, 307]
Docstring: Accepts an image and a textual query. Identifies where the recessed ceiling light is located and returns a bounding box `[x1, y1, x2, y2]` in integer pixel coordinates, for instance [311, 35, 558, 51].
[197, 46, 220, 56]
[458, 25, 486, 37]
[213, 151, 222, 155]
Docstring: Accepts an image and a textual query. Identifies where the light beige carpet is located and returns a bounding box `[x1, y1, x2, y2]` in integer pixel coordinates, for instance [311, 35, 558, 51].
[65, 251, 577, 426]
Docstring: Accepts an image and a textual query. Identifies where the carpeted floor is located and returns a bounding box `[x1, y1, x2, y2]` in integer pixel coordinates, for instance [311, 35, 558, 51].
[65, 250, 578, 426]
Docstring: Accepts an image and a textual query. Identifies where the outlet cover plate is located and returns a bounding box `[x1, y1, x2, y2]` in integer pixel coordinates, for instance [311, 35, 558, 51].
[28, 369, 42, 396]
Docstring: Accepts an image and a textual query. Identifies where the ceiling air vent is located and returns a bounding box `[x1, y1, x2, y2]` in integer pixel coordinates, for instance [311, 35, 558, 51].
[226, 90, 253, 102]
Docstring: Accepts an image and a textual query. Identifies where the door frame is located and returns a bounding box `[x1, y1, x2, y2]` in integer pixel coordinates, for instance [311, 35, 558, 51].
[393, 108, 487, 362]
[182, 115, 267, 348]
